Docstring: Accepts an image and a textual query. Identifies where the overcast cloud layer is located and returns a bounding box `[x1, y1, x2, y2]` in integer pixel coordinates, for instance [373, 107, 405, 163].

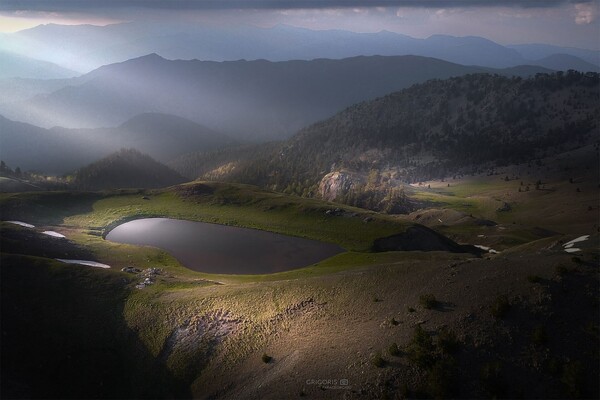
[0, 0, 598, 50]
[0, 0, 597, 11]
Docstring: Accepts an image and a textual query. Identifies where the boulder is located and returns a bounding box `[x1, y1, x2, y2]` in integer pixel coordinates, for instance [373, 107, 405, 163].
[318, 170, 363, 202]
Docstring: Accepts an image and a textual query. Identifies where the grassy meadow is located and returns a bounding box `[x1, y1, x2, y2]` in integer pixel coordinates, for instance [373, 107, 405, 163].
[1, 170, 598, 399]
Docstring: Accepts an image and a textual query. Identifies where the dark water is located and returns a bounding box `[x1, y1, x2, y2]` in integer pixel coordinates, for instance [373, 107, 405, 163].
[105, 218, 344, 274]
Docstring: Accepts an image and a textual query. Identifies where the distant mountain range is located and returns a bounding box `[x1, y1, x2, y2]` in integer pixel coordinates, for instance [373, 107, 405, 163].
[0, 77, 71, 105]
[0, 50, 78, 80]
[0, 54, 551, 140]
[527, 53, 599, 73]
[0, 113, 231, 174]
[507, 43, 600, 66]
[1, 23, 598, 76]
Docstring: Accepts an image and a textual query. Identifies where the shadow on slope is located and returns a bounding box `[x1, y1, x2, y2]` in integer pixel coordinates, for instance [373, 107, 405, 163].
[0, 253, 191, 399]
[0, 191, 101, 226]
[372, 225, 484, 255]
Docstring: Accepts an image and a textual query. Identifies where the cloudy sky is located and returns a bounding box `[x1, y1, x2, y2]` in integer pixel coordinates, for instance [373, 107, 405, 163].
[0, 0, 598, 49]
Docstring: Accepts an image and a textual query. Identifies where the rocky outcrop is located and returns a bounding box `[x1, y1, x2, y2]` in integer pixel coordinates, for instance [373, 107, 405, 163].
[318, 170, 363, 202]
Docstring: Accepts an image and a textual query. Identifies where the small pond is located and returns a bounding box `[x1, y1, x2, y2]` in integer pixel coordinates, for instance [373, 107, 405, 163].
[105, 218, 344, 274]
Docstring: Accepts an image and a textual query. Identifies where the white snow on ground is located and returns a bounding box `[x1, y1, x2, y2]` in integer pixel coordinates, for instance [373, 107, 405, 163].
[42, 231, 66, 238]
[564, 248, 582, 253]
[6, 221, 35, 228]
[56, 259, 111, 269]
[562, 235, 589, 253]
[474, 245, 499, 254]
[564, 235, 590, 247]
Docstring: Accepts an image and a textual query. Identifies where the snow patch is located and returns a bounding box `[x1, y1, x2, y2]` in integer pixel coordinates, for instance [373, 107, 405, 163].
[42, 231, 66, 238]
[474, 244, 499, 254]
[56, 259, 111, 269]
[564, 235, 589, 247]
[563, 235, 589, 253]
[6, 221, 35, 228]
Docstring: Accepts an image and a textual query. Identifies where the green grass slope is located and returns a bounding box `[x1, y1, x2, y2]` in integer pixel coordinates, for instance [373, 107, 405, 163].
[1, 178, 598, 399]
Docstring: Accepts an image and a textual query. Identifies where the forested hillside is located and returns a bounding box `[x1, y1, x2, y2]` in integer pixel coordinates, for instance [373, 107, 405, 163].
[170, 142, 280, 182]
[171, 71, 599, 212]
[73, 149, 186, 190]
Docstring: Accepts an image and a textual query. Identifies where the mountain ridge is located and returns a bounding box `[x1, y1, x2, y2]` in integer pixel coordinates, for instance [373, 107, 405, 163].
[5, 22, 597, 74]
[0, 54, 552, 139]
[0, 113, 232, 174]
[0, 50, 78, 80]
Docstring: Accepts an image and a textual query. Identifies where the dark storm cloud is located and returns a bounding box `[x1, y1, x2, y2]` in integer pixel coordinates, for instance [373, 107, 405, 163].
[0, 0, 594, 11]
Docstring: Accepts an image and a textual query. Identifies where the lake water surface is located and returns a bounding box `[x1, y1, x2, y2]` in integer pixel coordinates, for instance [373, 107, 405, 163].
[105, 218, 344, 274]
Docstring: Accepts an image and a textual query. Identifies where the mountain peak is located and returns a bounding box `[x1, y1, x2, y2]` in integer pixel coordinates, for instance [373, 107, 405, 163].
[137, 53, 165, 61]
[120, 112, 206, 131]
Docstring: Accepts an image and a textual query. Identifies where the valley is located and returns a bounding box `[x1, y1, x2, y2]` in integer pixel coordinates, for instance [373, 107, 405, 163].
[1, 156, 598, 398]
[0, 7, 599, 400]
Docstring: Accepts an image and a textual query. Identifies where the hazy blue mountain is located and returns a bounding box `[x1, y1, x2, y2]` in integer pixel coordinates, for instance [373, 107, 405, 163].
[114, 113, 235, 161]
[3, 22, 576, 73]
[0, 115, 104, 174]
[0, 77, 73, 105]
[0, 113, 231, 174]
[0, 50, 78, 79]
[530, 54, 599, 72]
[0, 54, 551, 140]
[73, 148, 186, 190]
[508, 43, 600, 66]
[0, 23, 149, 73]
[414, 34, 524, 67]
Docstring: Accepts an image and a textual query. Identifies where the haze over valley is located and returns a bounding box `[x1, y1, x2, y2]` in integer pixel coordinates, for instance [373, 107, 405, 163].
[1, 1, 598, 399]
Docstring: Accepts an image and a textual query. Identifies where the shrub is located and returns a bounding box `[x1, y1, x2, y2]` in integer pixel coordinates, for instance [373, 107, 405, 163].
[407, 325, 435, 368]
[437, 328, 460, 354]
[527, 275, 542, 283]
[561, 360, 584, 398]
[372, 352, 386, 368]
[555, 265, 570, 276]
[427, 358, 459, 399]
[389, 317, 399, 326]
[583, 321, 599, 341]
[407, 306, 416, 313]
[531, 325, 548, 346]
[544, 357, 561, 375]
[261, 353, 272, 363]
[388, 342, 401, 357]
[400, 383, 410, 398]
[480, 361, 507, 398]
[419, 294, 438, 310]
[490, 295, 510, 319]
